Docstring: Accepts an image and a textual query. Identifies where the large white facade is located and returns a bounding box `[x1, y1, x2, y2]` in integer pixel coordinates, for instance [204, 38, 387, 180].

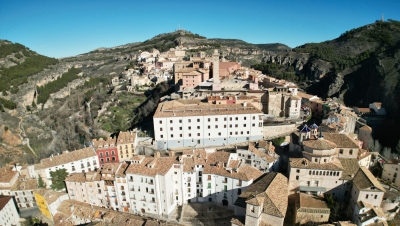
[0, 196, 20, 226]
[153, 100, 264, 149]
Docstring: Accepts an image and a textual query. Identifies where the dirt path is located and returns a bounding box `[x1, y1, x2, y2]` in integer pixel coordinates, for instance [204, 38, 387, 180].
[17, 116, 36, 156]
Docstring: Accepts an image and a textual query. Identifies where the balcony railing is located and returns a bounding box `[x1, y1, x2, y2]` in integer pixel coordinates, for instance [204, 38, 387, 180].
[149, 191, 154, 194]
[149, 199, 155, 203]
[222, 180, 228, 183]
[130, 197, 136, 200]
[148, 181, 154, 185]
[130, 188, 135, 191]
[140, 198, 146, 201]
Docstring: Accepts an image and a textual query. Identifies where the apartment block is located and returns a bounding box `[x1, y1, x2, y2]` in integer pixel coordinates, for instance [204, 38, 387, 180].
[92, 137, 119, 165]
[0, 195, 20, 226]
[153, 100, 264, 149]
[116, 131, 138, 161]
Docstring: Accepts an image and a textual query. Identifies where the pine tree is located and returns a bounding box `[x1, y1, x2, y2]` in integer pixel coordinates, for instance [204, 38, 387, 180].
[50, 169, 69, 191]
[38, 175, 46, 188]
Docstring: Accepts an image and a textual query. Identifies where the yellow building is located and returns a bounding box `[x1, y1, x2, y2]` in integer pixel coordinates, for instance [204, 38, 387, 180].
[34, 189, 68, 221]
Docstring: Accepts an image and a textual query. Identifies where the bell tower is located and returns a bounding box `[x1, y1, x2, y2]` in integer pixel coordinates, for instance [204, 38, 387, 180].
[212, 49, 220, 83]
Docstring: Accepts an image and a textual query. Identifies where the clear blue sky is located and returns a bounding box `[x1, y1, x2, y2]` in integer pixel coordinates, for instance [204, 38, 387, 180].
[1, 0, 400, 58]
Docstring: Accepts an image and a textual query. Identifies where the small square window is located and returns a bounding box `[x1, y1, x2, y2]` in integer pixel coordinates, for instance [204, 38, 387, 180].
[197, 119, 200, 122]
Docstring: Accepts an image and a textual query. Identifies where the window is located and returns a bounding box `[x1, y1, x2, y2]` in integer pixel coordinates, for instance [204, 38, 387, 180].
[197, 126, 200, 129]
[215, 118, 218, 122]
[366, 194, 369, 199]
[296, 176, 299, 180]
[160, 128, 163, 131]
[218, 132, 221, 136]
[179, 127, 182, 130]
[170, 120, 173, 123]
[339, 149, 343, 154]
[238, 189, 242, 195]
[229, 117, 232, 121]
[208, 125, 211, 129]
[235, 124, 238, 128]
[296, 169, 300, 173]
[243, 124, 246, 127]
[349, 149, 353, 155]
[208, 183, 211, 188]
[208, 175, 211, 180]
[224, 117, 227, 121]
[197, 119, 200, 122]
[159, 120, 162, 124]
[374, 195, 378, 199]
[171, 134, 174, 138]
[208, 118, 211, 122]
[235, 117, 238, 120]
[215, 125, 218, 128]
[188, 119, 191, 123]
[188, 126, 191, 130]
[252, 123, 255, 127]
[197, 133, 200, 136]
[170, 127, 173, 131]
[244, 117, 247, 120]
[189, 133, 191, 137]
[179, 120, 182, 123]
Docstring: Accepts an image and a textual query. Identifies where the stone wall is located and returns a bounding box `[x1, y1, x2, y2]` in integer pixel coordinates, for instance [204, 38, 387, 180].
[263, 123, 296, 139]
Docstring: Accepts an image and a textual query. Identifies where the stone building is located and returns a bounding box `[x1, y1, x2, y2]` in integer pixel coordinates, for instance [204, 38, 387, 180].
[294, 193, 330, 225]
[232, 172, 288, 226]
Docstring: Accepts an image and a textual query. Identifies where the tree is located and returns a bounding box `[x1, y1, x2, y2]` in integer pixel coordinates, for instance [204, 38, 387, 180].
[38, 175, 46, 188]
[272, 137, 285, 146]
[50, 169, 68, 191]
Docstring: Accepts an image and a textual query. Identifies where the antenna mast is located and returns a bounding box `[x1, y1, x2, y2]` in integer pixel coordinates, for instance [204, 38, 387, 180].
[381, 13, 384, 22]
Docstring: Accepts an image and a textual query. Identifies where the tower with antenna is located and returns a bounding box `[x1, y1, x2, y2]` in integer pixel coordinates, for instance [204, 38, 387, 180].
[381, 13, 384, 22]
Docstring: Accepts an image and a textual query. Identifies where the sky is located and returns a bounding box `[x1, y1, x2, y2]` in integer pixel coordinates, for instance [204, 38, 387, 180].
[1, 0, 400, 58]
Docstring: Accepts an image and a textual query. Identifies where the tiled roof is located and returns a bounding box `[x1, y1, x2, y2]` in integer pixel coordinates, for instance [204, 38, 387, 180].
[100, 163, 121, 180]
[323, 133, 359, 148]
[153, 100, 262, 118]
[302, 137, 337, 150]
[359, 125, 372, 131]
[203, 164, 263, 181]
[357, 149, 372, 161]
[55, 199, 147, 226]
[352, 167, 385, 191]
[34, 189, 67, 205]
[248, 142, 278, 163]
[338, 158, 360, 180]
[65, 173, 86, 183]
[0, 167, 17, 183]
[117, 131, 136, 145]
[289, 158, 343, 171]
[11, 177, 37, 191]
[298, 193, 329, 209]
[115, 163, 129, 177]
[0, 195, 12, 211]
[92, 137, 116, 149]
[234, 172, 287, 218]
[40, 147, 97, 169]
[125, 157, 178, 176]
[227, 160, 241, 169]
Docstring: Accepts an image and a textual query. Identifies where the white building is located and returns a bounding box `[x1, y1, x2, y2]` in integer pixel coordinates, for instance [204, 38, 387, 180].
[0, 195, 20, 226]
[11, 176, 37, 209]
[125, 155, 180, 217]
[34, 147, 99, 187]
[381, 160, 400, 187]
[153, 100, 264, 149]
[236, 141, 279, 172]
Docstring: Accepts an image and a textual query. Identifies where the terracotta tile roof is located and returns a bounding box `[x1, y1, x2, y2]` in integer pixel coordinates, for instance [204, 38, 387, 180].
[65, 173, 86, 183]
[298, 193, 329, 209]
[338, 158, 360, 180]
[248, 142, 278, 163]
[92, 137, 117, 149]
[11, 177, 38, 191]
[115, 163, 129, 177]
[357, 108, 371, 113]
[0, 167, 17, 183]
[203, 164, 263, 181]
[297, 92, 316, 100]
[0, 195, 12, 211]
[206, 152, 230, 165]
[182, 157, 195, 172]
[153, 100, 262, 118]
[126, 157, 178, 176]
[302, 137, 337, 150]
[352, 167, 385, 191]
[227, 160, 241, 169]
[338, 221, 357, 226]
[323, 133, 359, 148]
[34, 189, 67, 205]
[230, 217, 245, 226]
[234, 172, 287, 218]
[85, 170, 102, 181]
[55, 199, 147, 226]
[40, 147, 97, 169]
[117, 131, 136, 145]
[100, 163, 121, 180]
[289, 158, 343, 171]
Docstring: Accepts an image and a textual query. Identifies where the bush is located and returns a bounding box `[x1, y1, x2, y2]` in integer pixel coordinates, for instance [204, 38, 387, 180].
[271, 137, 285, 146]
[4, 126, 8, 131]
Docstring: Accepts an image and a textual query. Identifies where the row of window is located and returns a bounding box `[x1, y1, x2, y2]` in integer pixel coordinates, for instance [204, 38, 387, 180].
[159, 116, 259, 124]
[161, 131, 251, 139]
[99, 151, 115, 157]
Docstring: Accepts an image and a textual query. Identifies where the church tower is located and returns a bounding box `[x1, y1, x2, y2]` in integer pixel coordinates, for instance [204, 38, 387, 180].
[212, 49, 220, 83]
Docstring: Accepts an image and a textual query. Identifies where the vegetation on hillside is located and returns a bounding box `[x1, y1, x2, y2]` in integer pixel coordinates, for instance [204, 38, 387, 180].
[0, 97, 17, 110]
[37, 68, 81, 104]
[0, 42, 29, 58]
[0, 54, 58, 93]
[251, 62, 308, 82]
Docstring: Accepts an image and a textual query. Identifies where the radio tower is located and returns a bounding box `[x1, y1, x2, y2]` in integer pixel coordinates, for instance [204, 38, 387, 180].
[381, 13, 384, 22]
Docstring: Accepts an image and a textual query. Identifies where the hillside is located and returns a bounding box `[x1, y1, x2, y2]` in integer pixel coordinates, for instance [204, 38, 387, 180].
[254, 20, 400, 148]
[1, 22, 400, 166]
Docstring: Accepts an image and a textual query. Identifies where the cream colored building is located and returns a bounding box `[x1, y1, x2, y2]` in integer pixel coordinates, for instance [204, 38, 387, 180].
[117, 131, 138, 161]
[358, 125, 372, 150]
[381, 160, 400, 187]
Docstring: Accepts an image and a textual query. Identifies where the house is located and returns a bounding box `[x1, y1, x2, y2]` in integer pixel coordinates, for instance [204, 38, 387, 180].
[232, 172, 288, 226]
[10, 175, 37, 209]
[34, 147, 99, 187]
[381, 159, 400, 187]
[236, 141, 279, 172]
[349, 167, 385, 224]
[0, 195, 20, 226]
[65, 169, 103, 207]
[354, 201, 386, 226]
[116, 131, 138, 162]
[219, 62, 241, 78]
[358, 126, 372, 150]
[34, 189, 68, 221]
[92, 137, 119, 165]
[153, 99, 264, 149]
[0, 166, 19, 196]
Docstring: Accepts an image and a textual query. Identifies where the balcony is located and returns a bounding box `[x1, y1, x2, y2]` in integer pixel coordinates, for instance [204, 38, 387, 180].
[149, 199, 155, 203]
[174, 191, 179, 195]
[222, 180, 228, 184]
[130, 188, 135, 192]
[129, 179, 134, 182]
[140, 198, 146, 201]
[130, 197, 136, 200]
[149, 190, 154, 194]
[148, 181, 154, 185]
